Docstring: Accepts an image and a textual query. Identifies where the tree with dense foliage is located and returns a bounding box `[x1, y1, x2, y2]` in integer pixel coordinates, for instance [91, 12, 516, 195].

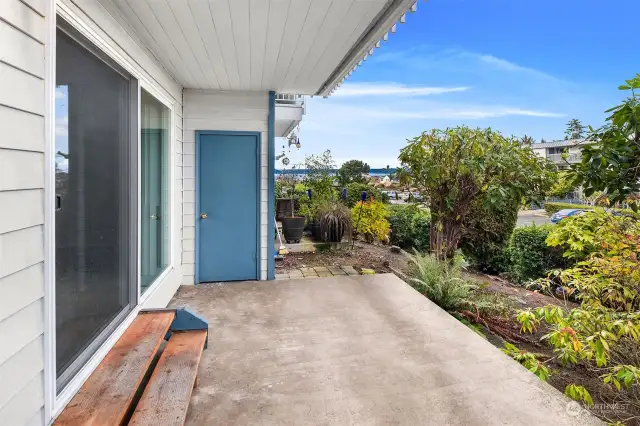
[343, 182, 388, 208]
[572, 74, 640, 209]
[398, 126, 557, 259]
[564, 118, 586, 140]
[304, 150, 335, 196]
[549, 170, 578, 198]
[337, 159, 370, 186]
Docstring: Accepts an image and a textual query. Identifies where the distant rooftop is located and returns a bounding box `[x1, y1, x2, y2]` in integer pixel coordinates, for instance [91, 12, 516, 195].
[532, 139, 591, 148]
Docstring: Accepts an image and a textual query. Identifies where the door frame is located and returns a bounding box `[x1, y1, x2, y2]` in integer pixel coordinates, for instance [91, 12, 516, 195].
[195, 130, 262, 284]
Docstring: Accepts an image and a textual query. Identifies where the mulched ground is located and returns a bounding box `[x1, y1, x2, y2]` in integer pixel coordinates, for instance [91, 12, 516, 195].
[276, 242, 640, 425]
[276, 241, 407, 275]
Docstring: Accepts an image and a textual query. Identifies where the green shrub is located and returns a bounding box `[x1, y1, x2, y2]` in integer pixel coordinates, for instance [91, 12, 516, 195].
[547, 208, 640, 261]
[388, 205, 415, 247]
[411, 212, 430, 252]
[461, 199, 518, 274]
[352, 199, 390, 242]
[344, 182, 389, 208]
[507, 225, 565, 284]
[387, 205, 430, 251]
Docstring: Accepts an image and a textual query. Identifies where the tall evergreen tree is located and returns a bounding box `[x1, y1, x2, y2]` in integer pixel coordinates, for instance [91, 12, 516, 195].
[565, 118, 586, 140]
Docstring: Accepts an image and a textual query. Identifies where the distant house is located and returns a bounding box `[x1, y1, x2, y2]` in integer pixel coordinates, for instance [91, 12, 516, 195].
[532, 139, 591, 169]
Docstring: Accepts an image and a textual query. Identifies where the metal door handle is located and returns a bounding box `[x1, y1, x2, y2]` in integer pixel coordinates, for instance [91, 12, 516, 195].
[200, 213, 208, 219]
[150, 214, 159, 220]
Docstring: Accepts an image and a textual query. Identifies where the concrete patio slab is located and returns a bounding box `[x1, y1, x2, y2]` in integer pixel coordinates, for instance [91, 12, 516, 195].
[170, 274, 601, 426]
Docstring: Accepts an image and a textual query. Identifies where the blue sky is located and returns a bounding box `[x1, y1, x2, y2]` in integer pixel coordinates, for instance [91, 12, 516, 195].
[291, 0, 640, 168]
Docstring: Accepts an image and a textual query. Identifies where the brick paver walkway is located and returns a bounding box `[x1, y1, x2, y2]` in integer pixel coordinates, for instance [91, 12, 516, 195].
[275, 265, 360, 280]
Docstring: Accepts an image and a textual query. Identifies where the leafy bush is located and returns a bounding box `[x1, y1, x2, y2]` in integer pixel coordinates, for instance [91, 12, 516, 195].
[352, 199, 390, 243]
[461, 198, 518, 274]
[388, 205, 415, 247]
[507, 225, 565, 284]
[344, 182, 389, 208]
[411, 212, 431, 252]
[547, 208, 640, 262]
[501, 342, 551, 381]
[516, 211, 640, 398]
[387, 205, 430, 251]
[297, 192, 332, 224]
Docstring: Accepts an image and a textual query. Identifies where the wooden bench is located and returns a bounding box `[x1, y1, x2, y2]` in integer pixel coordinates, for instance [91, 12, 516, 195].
[54, 309, 208, 426]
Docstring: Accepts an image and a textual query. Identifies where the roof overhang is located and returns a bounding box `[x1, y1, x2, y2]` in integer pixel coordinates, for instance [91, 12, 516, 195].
[97, 0, 419, 95]
[316, 0, 419, 97]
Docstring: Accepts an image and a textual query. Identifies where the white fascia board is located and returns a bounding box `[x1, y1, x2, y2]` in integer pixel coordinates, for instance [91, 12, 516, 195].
[316, 0, 418, 97]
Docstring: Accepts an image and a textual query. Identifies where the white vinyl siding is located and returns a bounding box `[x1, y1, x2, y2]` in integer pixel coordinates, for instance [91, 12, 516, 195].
[0, 1, 46, 424]
[182, 90, 269, 283]
[0, 0, 186, 423]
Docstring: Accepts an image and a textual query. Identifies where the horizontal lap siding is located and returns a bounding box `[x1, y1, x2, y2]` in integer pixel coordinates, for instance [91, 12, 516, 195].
[0, 0, 184, 424]
[0, 0, 47, 424]
[183, 90, 269, 283]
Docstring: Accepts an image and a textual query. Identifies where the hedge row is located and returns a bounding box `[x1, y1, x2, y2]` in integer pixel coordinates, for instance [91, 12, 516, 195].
[506, 225, 567, 284]
[543, 202, 638, 217]
[387, 205, 430, 252]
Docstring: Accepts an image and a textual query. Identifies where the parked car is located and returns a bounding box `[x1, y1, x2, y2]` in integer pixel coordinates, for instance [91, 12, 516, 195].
[550, 208, 585, 223]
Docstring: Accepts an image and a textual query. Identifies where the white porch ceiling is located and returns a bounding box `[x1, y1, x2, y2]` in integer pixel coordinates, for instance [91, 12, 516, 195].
[99, 0, 418, 95]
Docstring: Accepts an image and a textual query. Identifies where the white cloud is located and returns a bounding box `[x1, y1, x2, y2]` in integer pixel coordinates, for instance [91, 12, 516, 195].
[477, 54, 560, 81]
[334, 105, 566, 120]
[55, 90, 66, 100]
[333, 82, 470, 97]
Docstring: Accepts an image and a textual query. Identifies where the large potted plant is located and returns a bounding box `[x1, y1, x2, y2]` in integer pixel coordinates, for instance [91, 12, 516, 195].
[316, 200, 353, 243]
[280, 168, 305, 243]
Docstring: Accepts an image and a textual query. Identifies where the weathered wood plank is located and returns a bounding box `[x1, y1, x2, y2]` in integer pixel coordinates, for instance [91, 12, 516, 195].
[129, 330, 207, 426]
[54, 311, 175, 426]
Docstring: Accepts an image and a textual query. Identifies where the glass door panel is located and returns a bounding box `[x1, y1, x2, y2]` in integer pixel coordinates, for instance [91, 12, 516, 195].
[140, 89, 170, 293]
[55, 23, 137, 388]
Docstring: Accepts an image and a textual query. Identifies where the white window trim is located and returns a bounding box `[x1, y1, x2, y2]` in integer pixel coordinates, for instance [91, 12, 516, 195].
[45, 3, 180, 423]
[138, 80, 176, 304]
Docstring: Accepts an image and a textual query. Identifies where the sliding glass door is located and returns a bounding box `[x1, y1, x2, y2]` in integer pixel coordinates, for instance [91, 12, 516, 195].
[140, 89, 170, 293]
[55, 22, 137, 389]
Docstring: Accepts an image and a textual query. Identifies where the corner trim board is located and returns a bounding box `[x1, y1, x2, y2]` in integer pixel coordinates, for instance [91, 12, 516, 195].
[268, 92, 276, 280]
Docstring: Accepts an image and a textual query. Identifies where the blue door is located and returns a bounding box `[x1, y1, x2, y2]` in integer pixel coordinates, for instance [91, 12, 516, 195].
[197, 132, 259, 282]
